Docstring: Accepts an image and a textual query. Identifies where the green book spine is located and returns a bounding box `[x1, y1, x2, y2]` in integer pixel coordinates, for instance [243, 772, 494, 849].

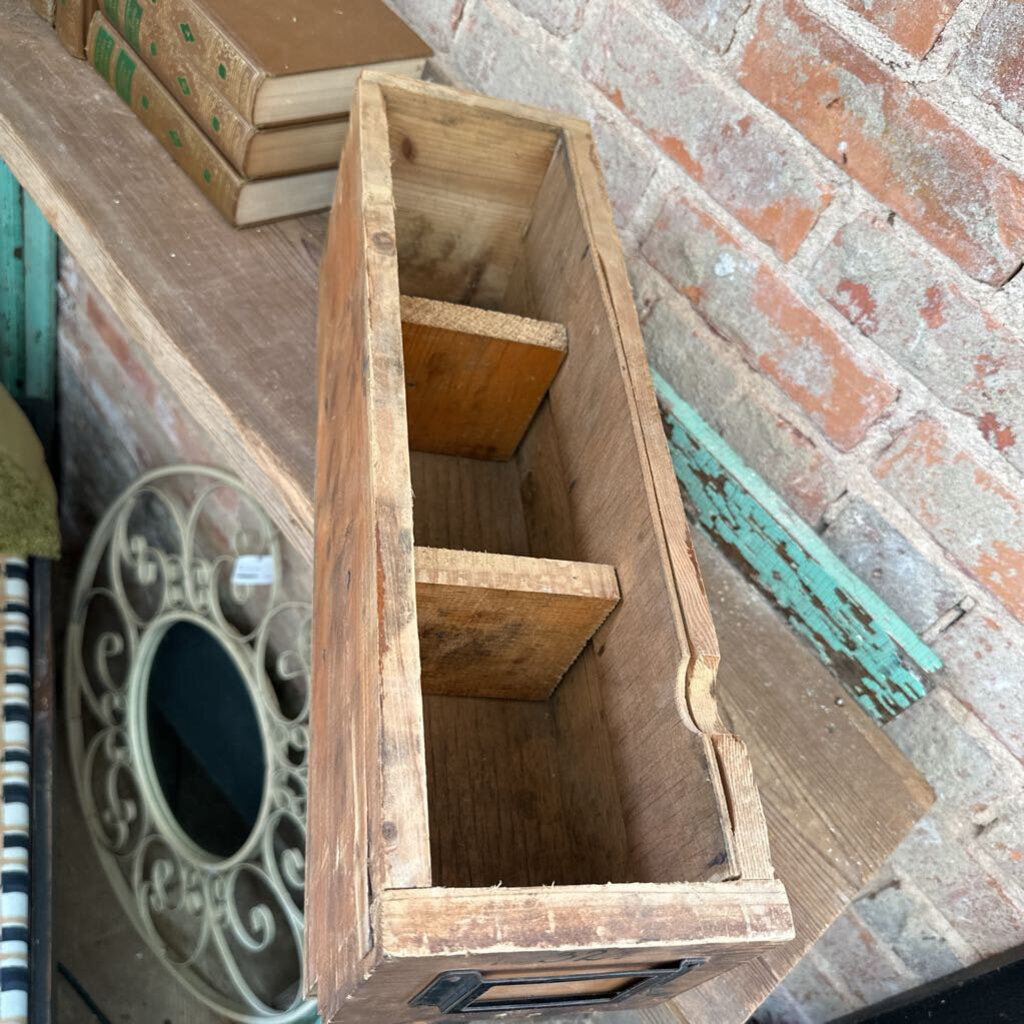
[99, 0, 263, 121]
[101, 0, 259, 173]
[87, 13, 245, 224]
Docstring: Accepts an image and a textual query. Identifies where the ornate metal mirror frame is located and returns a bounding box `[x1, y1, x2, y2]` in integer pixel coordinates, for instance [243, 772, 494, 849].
[65, 465, 316, 1022]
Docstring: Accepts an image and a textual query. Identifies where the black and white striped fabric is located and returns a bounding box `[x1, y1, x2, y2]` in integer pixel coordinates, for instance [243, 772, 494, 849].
[1, 557, 29, 1024]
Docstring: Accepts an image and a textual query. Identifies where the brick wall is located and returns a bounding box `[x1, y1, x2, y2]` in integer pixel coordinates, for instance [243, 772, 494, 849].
[385, 0, 1024, 1018]
[57, 250, 226, 549]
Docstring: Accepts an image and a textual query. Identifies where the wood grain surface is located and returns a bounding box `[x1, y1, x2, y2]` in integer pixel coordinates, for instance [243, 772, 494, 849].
[401, 295, 566, 460]
[0, 2, 322, 560]
[415, 546, 619, 700]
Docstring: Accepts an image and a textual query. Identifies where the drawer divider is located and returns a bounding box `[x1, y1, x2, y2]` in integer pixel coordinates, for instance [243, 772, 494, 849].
[414, 545, 618, 700]
[401, 295, 567, 461]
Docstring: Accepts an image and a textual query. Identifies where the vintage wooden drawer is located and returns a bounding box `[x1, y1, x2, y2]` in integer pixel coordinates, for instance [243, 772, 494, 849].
[308, 72, 793, 1023]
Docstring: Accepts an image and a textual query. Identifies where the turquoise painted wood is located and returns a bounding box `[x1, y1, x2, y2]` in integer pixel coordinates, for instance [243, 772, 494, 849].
[653, 370, 941, 723]
[0, 160, 58, 409]
[0, 161, 25, 398]
[22, 194, 57, 403]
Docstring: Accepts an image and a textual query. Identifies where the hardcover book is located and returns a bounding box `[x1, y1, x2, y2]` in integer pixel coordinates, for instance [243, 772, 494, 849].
[87, 14, 337, 226]
[103, 0, 352, 175]
[102, 0, 431, 126]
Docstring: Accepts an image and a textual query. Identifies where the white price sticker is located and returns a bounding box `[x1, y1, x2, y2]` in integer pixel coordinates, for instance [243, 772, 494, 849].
[232, 554, 275, 586]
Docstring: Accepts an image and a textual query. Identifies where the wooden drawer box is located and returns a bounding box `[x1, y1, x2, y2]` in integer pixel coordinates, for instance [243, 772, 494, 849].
[309, 73, 793, 1023]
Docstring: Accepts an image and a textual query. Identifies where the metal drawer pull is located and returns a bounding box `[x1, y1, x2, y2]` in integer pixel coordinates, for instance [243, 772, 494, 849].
[410, 958, 706, 1014]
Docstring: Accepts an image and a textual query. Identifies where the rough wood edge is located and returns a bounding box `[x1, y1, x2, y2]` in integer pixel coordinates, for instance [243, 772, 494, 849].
[361, 68, 591, 138]
[415, 547, 619, 700]
[356, 80, 433, 895]
[379, 881, 794, 958]
[401, 294, 567, 352]
[414, 545, 618, 599]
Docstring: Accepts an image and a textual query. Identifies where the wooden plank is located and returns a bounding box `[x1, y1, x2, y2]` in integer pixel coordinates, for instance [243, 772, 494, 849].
[0, 4, 321, 557]
[409, 450, 531, 554]
[667, 532, 934, 1024]
[422, 694, 577, 888]
[22, 192, 57, 403]
[509, 136, 736, 884]
[312, 881, 792, 1024]
[385, 84, 560, 308]
[381, 881, 792, 957]
[558, 128, 724, 739]
[401, 295, 566, 460]
[308, 75, 377, 1011]
[0, 161, 24, 397]
[657, 373, 940, 721]
[415, 546, 618, 700]
[310, 75, 433, 1023]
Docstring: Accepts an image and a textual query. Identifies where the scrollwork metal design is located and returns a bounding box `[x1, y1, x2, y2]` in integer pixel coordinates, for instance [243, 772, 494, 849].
[65, 466, 316, 1022]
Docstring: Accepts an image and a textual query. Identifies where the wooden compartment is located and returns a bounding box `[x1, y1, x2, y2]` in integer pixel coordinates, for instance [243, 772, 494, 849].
[309, 74, 792, 1024]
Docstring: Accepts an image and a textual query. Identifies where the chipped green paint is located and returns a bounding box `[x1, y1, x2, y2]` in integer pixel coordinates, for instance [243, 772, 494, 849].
[202, 169, 212, 183]
[150, 41, 157, 56]
[0, 163, 24, 397]
[168, 129, 183, 148]
[217, 63, 227, 80]
[22, 195, 57, 404]
[0, 163, 57, 408]
[180, 22, 194, 42]
[177, 75, 191, 96]
[211, 116, 221, 132]
[653, 370, 941, 722]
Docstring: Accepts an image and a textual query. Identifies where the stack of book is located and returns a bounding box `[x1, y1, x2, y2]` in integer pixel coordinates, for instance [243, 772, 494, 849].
[83, 0, 430, 226]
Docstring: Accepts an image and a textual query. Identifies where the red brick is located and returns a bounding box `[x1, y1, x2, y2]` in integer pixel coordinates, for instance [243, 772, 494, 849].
[892, 814, 1024, 960]
[451, 1, 657, 229]
[874, 417, 1024, 623]
[653, 0, 752, 54]
[853, 874, 966, 983]
[840, 0, 961, 59]
[84, 291, 156, 407]
[957, 1, 1024, 134]
[642, 191, 896, 450]
[811, 911, 916, 1005]
[507, 0, 586, 37]
[740, 0, 1024, 285]
[936, 613, 1024, 763]
[641, 289, 845, 522]
[776, 955, 860, 1021]
[582, 2, 831, 260]
[814, 214, 1024, 473]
